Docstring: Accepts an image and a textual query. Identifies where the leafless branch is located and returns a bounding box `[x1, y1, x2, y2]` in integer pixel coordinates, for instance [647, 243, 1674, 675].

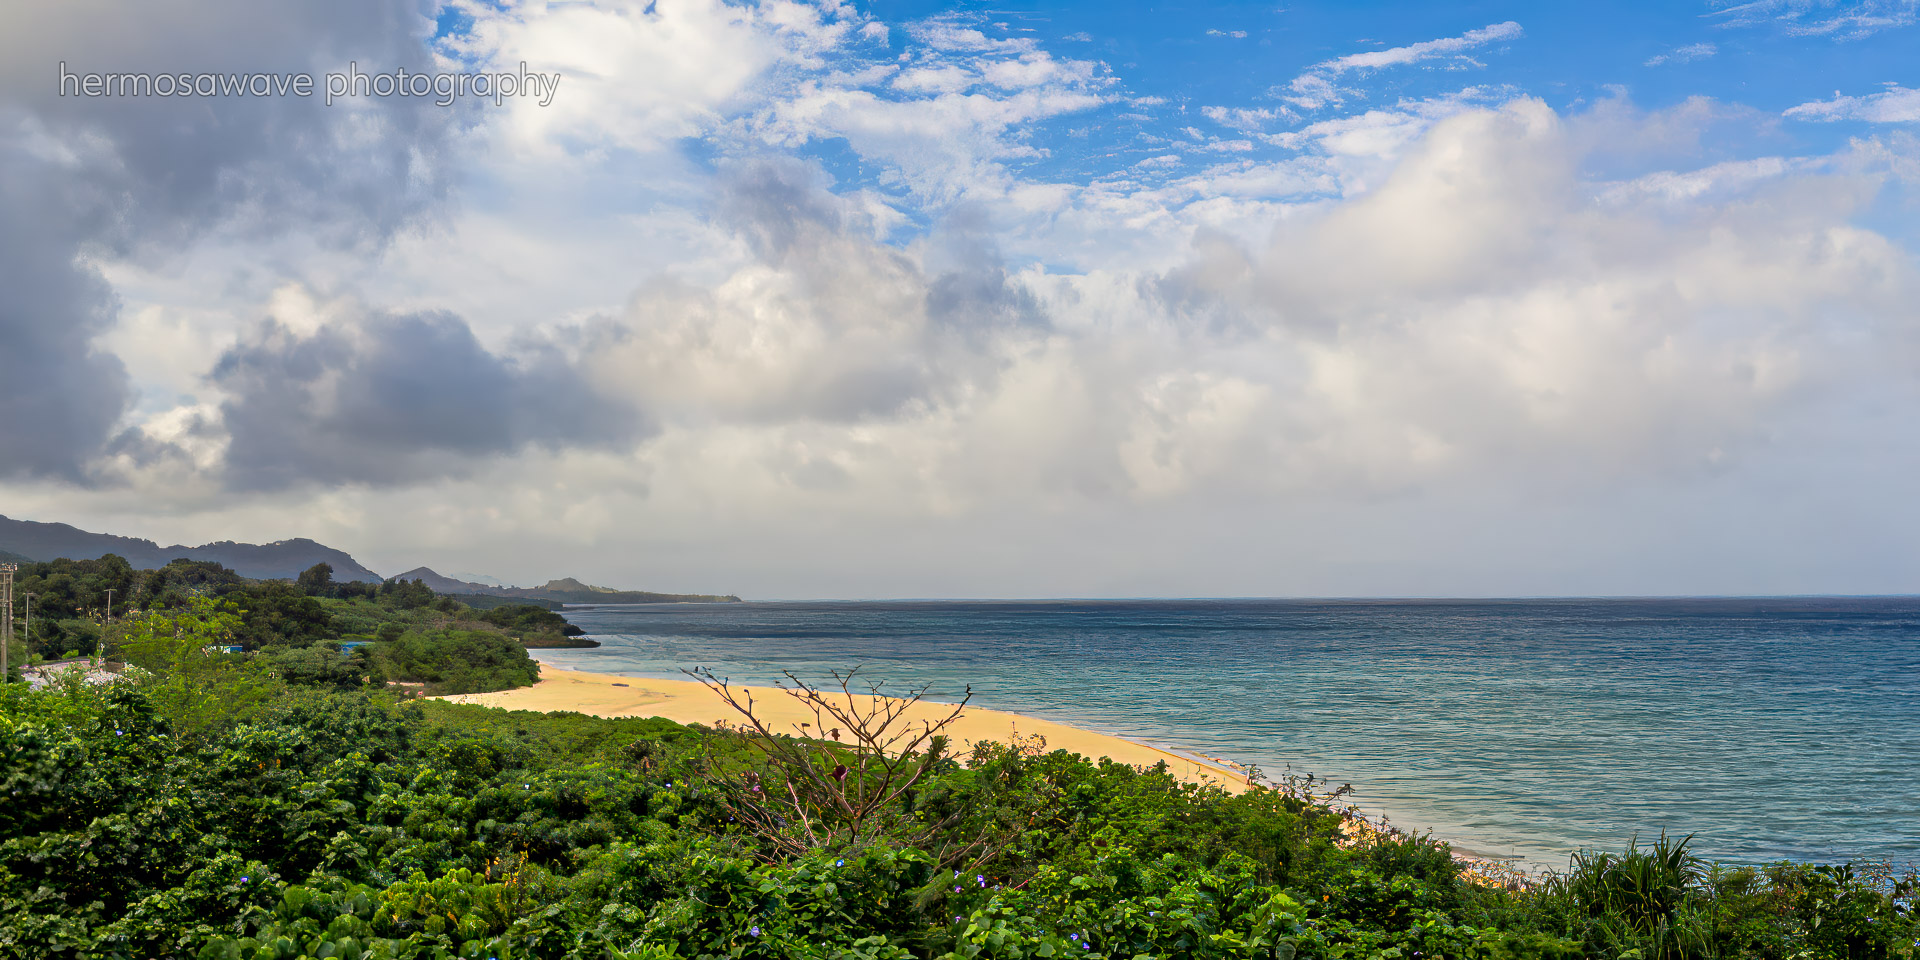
[686, 667, 1020, 871]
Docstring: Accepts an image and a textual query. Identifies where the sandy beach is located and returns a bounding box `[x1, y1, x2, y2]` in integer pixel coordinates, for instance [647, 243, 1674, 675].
[440, 665, 1255, 792]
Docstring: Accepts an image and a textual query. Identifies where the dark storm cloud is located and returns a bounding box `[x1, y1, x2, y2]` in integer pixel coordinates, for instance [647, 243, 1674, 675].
[0, 0, 457, 481]
[211, 312, 646, 491]
[0, 155, 128, 481]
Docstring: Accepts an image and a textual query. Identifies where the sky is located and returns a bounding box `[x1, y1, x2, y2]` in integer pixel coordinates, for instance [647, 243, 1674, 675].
[1, 0, 1918, 598]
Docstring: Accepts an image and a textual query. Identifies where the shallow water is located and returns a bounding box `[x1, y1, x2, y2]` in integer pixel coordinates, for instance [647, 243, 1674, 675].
[533, 598, 1920, 869]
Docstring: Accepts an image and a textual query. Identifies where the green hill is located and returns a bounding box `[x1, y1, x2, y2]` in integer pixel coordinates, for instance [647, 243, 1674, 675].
[392, 567, 741, 604]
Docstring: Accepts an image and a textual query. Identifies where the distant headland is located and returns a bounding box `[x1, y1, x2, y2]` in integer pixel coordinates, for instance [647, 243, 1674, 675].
[0, 514, 738, 604]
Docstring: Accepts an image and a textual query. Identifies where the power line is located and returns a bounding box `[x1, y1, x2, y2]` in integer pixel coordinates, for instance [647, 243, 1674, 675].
[1, 563, 14, 680]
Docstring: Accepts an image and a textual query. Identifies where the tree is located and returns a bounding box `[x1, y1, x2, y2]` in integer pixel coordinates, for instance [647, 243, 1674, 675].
[295, 562, 335, 596]
[229, 581, 336, 649]
[117, 596, 268, 739]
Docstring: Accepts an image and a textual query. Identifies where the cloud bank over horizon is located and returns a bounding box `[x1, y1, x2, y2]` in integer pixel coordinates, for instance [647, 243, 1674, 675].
[3, 0, 1918, 597]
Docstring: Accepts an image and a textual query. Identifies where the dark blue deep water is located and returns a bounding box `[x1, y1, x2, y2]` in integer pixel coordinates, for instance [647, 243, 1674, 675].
[534, 598, 1920, 868]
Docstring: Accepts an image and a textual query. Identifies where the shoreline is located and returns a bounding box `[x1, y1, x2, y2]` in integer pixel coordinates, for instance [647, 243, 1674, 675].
[442, 659, 1542, 881]
[440, 664, 1261, 793]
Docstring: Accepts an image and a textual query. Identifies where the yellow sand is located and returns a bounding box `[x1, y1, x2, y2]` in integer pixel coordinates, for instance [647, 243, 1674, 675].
[440, 666, 1253, 792]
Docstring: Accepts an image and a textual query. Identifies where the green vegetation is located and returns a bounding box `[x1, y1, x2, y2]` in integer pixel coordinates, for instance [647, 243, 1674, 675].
[480, 604, 599, 649]
[0, 655, 1912, 960]
[7, 556, 572, 694]
[480, 578, 742, 605]
[370, 629, 541, 695]
[447, 594, 567, 613]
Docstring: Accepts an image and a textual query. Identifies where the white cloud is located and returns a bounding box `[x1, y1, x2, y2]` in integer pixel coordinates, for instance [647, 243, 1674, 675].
[1201, 106, 1288, 132]
[451, 0, 852, 156]
[1645, 41, 1718, 65]
[1785, 83, 1920, 122]
[1315, 21, 1522, 72]
[11, 1, 1920, 595]
[1709, 0, 1918, 40]
[1279, 21, 1522, 110]
[907, 21, 1035, 54]
[1596, 156, 1804, 203]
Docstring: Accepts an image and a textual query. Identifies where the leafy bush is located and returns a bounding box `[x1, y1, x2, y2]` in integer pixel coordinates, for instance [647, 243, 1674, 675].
[0, 674, 1913, 960]
[372, 629, 540, 694]
[479, 604, 584, 638]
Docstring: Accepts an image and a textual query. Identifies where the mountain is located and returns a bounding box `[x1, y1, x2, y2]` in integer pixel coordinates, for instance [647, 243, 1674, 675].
[0, 515, 382, 582]
[392, 567, 740, 604]
[388, 567, 488, 594]
[0, 515, 738, 601]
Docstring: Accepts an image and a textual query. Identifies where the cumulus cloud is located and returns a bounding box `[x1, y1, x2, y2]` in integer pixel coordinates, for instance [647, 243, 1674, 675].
[578, 101, 1915, 513]
[211, 307, 643, 491]
[5, 0, 1919, 595]
[448, 0, 860, 156]
[1136, 99, 1909, 492]
[744, 50, 1107, 201]
[1785, 84, 1920, 123]
[0, 0, 456, 481]
[582, 161, 1042, 425]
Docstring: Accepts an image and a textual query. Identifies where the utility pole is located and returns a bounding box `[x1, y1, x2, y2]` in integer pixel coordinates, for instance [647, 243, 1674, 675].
[103, 588, 114, 621]
[1, 564, 14, 680]
[23, 592, 32, 659]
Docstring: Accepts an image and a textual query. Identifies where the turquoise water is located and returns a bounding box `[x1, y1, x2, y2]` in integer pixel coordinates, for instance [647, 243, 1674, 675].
[532, 599, 1920, 869]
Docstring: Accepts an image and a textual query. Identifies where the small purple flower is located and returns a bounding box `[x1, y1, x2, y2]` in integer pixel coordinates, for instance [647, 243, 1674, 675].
[1070, 934, 1079, 942]
[240, 877, 249, 883]
[749, 926, 760, 937]
[835, 859, 845, 867]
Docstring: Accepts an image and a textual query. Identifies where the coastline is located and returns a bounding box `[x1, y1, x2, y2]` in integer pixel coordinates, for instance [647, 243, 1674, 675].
[442, 659, 1540, 881]
[440, 664, 1259, 793]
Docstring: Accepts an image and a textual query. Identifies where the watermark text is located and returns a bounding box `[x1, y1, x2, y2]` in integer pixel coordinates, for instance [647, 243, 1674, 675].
[58, 61, 561, 107]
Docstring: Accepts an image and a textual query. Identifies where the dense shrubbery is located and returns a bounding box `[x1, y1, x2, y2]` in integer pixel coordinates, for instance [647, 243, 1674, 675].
[1, 667, 1912, 960]
[479, 604, 584, 637]
[371, 629, 543, 694]
[10, 556, 568, 695]
[479, 604, 599, 649]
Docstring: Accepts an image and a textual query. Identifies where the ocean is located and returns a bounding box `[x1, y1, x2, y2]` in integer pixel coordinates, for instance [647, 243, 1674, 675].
[531, 598, 1920, 869]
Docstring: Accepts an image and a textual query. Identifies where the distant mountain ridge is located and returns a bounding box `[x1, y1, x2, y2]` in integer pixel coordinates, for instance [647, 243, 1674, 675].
[392, 567, 741, 605]
[0, 515, 740, 603]
[0, 515, 382, 582]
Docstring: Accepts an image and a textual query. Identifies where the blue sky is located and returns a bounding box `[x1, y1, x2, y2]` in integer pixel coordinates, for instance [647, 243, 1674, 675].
[625, 1, 1916, 210]
[3, 0, 1919, 596]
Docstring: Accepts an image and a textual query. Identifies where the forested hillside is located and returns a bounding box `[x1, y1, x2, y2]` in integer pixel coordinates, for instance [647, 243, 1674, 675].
[4, 556, 572, 694]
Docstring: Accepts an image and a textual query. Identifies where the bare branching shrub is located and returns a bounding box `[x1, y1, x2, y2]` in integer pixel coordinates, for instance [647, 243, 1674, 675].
[687, 667, 1020, 871]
